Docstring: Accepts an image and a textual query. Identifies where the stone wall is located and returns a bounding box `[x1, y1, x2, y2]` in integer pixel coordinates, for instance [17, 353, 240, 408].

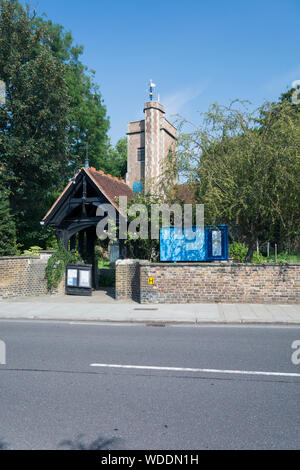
[0, 256, 48, 299]
[115, 260, 300, 304]
[115, 259, 140, 301]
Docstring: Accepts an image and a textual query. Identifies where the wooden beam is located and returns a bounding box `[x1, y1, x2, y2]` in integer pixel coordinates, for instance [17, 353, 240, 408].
[69, 197, 103, 205]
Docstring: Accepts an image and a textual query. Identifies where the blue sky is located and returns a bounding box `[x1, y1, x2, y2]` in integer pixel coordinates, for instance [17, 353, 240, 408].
[23, 0, 300, 144]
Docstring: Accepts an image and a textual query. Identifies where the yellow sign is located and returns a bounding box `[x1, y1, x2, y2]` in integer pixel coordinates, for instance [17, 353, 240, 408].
[148, 277, 155, 285]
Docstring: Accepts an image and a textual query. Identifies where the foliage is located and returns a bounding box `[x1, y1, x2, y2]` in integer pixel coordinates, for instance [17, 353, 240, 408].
[0, 0, 70, 248]
[22, 246, 42, 256]
[177, 99, 300, 261]
[124, 192, 161, 261]
[229, 241, 248, 262]
[46, 232, 58, 250]
[34, 12, 110, 174]
[229, 241, 300, 263]
[0, 1, 111, 249]
[97, 257, 111, 269]
[0, 190, 17, 256]
[45, 241, 82, 291]
[251, 251, 265, 264]
[104, 137, 127, 178]
[266, 252, 300, 263]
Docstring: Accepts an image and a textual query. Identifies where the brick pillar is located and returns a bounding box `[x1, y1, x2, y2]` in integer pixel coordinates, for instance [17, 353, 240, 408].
[144, 101, 165, 193]
[115, 259, 140, 301]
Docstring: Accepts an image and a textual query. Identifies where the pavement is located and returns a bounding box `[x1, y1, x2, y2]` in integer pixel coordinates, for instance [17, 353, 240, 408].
[0, 290, 299, 324]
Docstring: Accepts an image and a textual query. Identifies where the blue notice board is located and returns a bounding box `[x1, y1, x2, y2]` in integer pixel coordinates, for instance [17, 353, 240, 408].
[160, 225, 228, 262]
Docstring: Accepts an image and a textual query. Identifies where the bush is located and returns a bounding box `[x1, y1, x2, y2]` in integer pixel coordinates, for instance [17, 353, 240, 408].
[22, 246, 42, 256]
[229, 242, 248, 262]
[98, 257, 111, 269]
[45, 241, 82, 291]
[0, 191, 17, 256]
[252, 251, 265, 263]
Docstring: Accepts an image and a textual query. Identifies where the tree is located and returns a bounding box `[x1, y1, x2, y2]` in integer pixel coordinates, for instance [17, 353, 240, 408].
[0, 1, 111, 248]
[178, 100, 300, 260]
[0, 190, 17, 256]
[105, 137, 127, 178]
[0, 0, 70, 247]
[37, 17, 110, 174]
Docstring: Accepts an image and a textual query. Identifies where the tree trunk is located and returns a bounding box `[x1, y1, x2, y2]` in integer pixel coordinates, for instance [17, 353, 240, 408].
[245, 241, 255, 262]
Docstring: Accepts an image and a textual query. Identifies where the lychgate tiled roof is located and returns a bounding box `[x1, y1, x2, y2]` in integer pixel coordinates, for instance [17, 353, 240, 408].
[42, 167, 134, 223]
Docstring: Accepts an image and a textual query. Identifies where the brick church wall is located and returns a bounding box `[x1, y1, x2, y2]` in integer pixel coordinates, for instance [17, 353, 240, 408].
[116, 260, 300, 304]
[0, 256, 48, 299]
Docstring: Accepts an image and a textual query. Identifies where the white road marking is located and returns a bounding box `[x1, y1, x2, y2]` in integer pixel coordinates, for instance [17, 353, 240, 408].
[90, 363, 300, 378]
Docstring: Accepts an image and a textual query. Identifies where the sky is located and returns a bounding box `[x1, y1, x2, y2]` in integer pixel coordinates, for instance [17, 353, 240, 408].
[21, 0, 300, 145]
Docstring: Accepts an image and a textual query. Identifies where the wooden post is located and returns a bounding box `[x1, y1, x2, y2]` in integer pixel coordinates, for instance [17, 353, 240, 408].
[86, 227, 97, 289]
[275, 243, 278, 263]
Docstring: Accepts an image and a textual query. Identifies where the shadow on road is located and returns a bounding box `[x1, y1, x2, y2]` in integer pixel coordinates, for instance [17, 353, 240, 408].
[59, 434, 122, 450]
[0, 439, 8, 450]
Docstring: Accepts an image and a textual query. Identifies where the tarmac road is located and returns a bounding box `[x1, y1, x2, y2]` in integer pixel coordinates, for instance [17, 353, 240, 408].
[0, 320, 299, 450]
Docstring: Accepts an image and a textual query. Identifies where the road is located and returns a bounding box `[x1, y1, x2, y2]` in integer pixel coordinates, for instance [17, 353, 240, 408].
[0, 320, 299, 450]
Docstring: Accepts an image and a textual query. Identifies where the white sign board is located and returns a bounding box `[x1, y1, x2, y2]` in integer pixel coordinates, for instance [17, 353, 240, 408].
[67, 269, 78, 287]
[79, 270, 91, 288]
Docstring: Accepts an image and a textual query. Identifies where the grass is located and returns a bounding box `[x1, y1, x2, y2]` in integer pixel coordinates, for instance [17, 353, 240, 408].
[265, 252, 300, 263]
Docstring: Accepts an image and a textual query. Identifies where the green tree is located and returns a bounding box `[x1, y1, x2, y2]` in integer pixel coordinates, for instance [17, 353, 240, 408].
[37, 18, 110, 174]
[105, 137, 127, 178]
[0, 1, 111, 248]
[0, 190, 17, 256]
[178, 99, 300, 261]
[0, 0, 70, 247]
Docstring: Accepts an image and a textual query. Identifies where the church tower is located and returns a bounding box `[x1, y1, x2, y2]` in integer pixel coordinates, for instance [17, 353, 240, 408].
[126, 82, 177, 193]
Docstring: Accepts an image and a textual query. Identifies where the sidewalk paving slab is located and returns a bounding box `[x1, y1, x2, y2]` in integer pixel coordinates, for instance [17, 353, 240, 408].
[0, 296, 299, 324]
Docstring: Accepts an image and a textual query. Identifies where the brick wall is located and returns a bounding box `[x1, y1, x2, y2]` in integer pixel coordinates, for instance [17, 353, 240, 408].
[126, 120, 145, 188]
[115, 260, 300, 304]
[0, 256, 48, 299]
[115, 259, 140, 301]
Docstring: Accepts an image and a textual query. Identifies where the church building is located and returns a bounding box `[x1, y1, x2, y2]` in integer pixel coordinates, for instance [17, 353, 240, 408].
[41, 83, 179, 283]
[126, 82, 177, 192]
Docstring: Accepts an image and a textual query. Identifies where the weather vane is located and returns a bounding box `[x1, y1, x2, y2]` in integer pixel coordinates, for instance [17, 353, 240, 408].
[149, 79, 156, 101]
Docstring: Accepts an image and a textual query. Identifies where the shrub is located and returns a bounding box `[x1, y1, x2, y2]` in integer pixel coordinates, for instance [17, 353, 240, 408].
[45, 241, 82, 291]
[0, 191, 17, 256]
[229, 242, 248, 262]
[22, 246, 42, 256]
[252, 251, 265, 263]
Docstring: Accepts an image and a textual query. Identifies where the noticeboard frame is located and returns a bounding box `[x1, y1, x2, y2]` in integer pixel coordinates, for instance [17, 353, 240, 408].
[65, 264, 93, 296]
